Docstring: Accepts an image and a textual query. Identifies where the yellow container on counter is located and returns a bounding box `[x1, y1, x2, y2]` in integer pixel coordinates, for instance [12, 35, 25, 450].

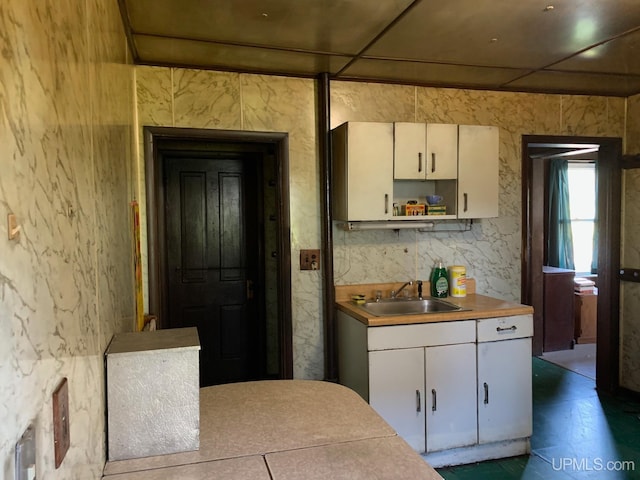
[449, 265, 466, 297]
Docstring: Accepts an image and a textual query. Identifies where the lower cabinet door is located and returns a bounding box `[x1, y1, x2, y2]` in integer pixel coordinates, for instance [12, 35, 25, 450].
[425, 343, 478, 452]
[369, 348, 426, 452]
[477, 337, 532, 443]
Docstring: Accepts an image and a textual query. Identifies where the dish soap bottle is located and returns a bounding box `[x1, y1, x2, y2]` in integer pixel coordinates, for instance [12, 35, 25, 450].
[430, 260, 449, 298]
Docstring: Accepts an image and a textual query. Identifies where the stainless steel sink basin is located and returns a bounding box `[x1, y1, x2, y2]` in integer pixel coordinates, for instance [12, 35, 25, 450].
[357, 298, 464, 316]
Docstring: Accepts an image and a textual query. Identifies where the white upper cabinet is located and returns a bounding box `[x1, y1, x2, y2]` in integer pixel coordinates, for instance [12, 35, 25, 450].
[394, 123, 458, 180]
[426, 124, 458, 180]
[331, 122, 499, 223]
[457, 125, 499, 219]
[393, 122, 426, 180]
[332, 122, 394, 221]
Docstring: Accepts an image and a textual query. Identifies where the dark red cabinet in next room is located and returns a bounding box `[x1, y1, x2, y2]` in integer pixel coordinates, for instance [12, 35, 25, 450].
[543, 266, 575, 352]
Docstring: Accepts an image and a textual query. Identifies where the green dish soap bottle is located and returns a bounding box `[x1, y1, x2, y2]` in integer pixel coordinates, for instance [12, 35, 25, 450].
[431, 260, 449, 298]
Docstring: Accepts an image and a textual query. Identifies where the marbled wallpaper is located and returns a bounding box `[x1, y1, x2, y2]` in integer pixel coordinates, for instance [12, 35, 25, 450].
[621, 94, 640, 392]
[0, 0, 134, 478]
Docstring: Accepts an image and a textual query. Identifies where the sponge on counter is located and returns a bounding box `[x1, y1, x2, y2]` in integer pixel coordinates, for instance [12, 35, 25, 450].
[351, 294, 366, 305]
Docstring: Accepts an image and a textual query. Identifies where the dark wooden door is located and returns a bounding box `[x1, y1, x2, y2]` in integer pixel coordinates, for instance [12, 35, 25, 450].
[165, 154, 260, 386]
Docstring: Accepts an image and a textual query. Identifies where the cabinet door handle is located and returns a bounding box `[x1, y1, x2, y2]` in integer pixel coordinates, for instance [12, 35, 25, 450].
[418, 152, 423, 173]
[484, 382, 489, 404]
[431, 152, 436, 173]
[497, 325, 517, 332]
[384, 194, 389, 214]
[431, 388, 437, 411]
[416, 390, 421, 412]
[463, 192, 468, 212]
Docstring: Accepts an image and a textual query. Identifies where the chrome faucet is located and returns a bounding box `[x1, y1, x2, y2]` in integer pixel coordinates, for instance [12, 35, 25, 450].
[391, 281, 413, 298]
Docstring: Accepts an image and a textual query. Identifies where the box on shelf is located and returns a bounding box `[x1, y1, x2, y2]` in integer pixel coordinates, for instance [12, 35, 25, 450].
[402, 203, 426, 216]
[427, 205, 447, 215]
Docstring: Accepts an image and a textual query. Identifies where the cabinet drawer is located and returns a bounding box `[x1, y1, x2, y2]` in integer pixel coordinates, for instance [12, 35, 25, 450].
[477, 315, 533, 342]
[368, 320, 475, 351]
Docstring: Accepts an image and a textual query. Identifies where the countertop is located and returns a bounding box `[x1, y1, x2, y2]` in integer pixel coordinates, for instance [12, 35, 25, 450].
[335, 281, 533, 327]
[542, 266, 575, 275]
[105, 326, 200, 355]
[103, 380, 442, 480]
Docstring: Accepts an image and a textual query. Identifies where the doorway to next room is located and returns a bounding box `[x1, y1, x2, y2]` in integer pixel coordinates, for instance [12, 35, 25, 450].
[521, 135, 622, 392]
[144, 127, 293, 387]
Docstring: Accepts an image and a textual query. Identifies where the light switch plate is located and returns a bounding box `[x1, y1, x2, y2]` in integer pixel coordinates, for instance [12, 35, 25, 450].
[300, 249, 320, 270]
[52, 378, 70, 468]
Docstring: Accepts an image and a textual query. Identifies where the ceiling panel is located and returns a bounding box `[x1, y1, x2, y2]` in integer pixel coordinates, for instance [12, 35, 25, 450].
[364, 0, 640, 69]
[134, 35, 352, 76]
[551, 29, 640, 75]
[339, 58, 529, 90]
[123, 0, 413, 55]
[119, 0, 640, 96]
[503, 69, 640, 97]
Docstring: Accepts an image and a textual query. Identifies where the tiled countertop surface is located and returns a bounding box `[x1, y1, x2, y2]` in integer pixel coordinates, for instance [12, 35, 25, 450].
[103, 380, 443, 480]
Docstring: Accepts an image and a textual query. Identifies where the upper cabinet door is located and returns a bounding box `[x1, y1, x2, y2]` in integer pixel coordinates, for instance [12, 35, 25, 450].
[458, 125, 499, 219]
[332, 122, 394, 221]
[394, 123, 457, 180]
[426, 124, 458, 180]
[394, 122, 426, 180]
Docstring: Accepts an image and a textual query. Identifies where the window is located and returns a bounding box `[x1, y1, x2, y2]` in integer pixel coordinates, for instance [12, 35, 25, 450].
[567, 162, 596, 274]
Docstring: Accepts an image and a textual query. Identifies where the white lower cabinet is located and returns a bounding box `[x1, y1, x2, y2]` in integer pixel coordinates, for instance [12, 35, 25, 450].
[425, 343, 477, 452]
[369, 348, 425, 452]
[336, 310, 533, 467]
[478, 338, 532, 443]
[368, 342, 477, 454]
[477, 316, 533, 444]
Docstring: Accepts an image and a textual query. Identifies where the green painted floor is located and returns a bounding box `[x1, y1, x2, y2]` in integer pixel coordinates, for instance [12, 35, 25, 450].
[436, 357, 640, 479]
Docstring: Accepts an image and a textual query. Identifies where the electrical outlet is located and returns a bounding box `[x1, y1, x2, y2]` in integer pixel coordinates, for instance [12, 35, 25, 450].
[52, 378, 70, 469]
[300, 249, 320, 271]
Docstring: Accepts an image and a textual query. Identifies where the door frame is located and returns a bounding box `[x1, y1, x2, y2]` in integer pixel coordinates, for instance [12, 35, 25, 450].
[144, 126, 293, 379]
[521, 134, 621, 393]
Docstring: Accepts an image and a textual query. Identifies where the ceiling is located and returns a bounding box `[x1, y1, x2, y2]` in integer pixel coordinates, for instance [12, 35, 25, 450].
[119, 0, 640, 97]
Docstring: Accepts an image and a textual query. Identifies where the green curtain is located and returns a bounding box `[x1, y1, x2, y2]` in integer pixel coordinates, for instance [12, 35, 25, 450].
[547, 158, 575, 270]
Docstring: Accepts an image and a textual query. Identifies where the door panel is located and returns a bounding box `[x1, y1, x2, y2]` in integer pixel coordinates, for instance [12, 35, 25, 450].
[425, 343, 477, 452]
[165, 156, 258, 386]
[179, 172, 207, 282]
[477, 338, 532, 443]
[369, 348, 426, 453]
[220, 173, 244, 280]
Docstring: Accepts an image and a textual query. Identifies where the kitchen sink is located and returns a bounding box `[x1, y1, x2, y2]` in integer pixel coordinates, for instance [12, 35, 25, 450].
[357, 298, 464, 316]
